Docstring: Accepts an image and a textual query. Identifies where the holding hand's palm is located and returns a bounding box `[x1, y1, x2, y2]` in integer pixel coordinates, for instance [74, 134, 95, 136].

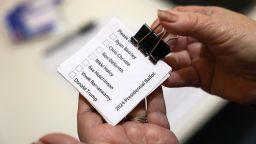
[77, 87, 177, 144]
[39, 87, 178, 144]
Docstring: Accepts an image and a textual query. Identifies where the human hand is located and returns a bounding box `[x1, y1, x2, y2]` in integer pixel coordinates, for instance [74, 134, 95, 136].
[35, 87, 178, 144]
[154, 6, 256, 104]
[76, 86, 178, 144]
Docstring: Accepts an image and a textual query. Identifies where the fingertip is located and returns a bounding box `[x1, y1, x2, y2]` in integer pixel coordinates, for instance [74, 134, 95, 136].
[163, 67, 200, 88]
[158, 17, 183, 36]
[39, 133, 79, 144]
[164, 50, 191, 70]
[158, 10, 178, 23]
[151, 17, 160, 28]
[162, 72, 180, 87]
[159, 9, 212, 41]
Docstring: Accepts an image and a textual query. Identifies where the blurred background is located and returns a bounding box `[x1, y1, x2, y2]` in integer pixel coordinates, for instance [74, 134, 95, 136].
[0, 0, 256, 144]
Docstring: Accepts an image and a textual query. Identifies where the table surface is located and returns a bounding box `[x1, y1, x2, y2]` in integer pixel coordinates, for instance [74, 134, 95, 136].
[1, 0, 256, 143]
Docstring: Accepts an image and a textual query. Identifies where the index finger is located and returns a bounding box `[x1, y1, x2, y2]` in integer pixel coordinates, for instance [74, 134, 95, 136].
[174, 6, 214, 16]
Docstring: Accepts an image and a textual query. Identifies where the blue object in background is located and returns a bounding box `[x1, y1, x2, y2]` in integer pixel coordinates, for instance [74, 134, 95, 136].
[5, 0, 63, 42]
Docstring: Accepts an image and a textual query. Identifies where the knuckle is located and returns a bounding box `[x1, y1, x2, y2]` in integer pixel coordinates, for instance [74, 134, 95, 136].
[185, 12, 214, 34]
[200, 7, 215, 16]
[186, 13, 200, 31]
[186, 12, 198, 23]
[173, 6, 183, 11]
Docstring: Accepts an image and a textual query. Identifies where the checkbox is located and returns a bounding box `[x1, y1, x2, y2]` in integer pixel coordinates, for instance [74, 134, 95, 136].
[68, 71, 76, 79]
[95, 47, 103, 53]
[89, 52, 96, 60]
[82, 59, 90, 67]
[109, 33, 117, 40]
[75, 65, 83, 72]
[103, 40, 110, 47]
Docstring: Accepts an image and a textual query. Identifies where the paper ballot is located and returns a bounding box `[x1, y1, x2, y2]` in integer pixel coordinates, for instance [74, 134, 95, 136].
[58, 18, 171, 125]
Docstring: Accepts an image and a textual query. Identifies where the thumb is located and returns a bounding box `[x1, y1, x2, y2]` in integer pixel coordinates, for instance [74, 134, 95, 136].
[33, 133, 85, 144]
[158, 9, 217, 42]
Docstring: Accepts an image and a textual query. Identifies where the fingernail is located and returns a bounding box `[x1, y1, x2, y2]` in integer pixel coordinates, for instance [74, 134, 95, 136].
[157, 9, 177, 22]
[31, 141, 45, 144]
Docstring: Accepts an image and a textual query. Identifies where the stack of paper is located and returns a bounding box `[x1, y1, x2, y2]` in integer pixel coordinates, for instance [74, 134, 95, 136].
[58, 18, 171, 125]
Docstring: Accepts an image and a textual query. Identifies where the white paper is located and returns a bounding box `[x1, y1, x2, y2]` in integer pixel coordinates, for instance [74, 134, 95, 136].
[58, 18, 171, 125]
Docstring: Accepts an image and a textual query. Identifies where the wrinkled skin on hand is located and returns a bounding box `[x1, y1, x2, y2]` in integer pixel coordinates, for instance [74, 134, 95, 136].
[156, 6, 256, 104]
[38, 87, 179, 144]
